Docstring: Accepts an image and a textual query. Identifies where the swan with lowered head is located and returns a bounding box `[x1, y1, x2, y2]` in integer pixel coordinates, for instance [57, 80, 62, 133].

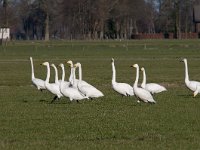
[74, 62, 104, 98]
[131, 64, 156, 103]
[59, 63, 88, 102]
[111, 58, 134, 96]
[180, 58, 200, 96]
[141, 67, 167, 94]
[42, 62, 63, 103]
[30, 57, 46, 91]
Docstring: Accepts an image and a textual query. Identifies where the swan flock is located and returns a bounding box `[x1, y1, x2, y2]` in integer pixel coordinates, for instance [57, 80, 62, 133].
[30, 57, 198, 104]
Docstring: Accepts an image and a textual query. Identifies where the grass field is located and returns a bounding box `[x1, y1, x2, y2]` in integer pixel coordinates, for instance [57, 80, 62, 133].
[1, 40, 200, 149]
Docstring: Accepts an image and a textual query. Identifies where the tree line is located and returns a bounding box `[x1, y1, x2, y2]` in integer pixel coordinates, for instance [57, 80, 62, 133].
[0, 0, 199, 40]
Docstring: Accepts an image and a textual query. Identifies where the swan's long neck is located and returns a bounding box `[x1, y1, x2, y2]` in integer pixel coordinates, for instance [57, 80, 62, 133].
[30, 57, 35, 80]
[184, 60, 189, 83]
[53, 66, 59, 84]
[45, 64, 50, 83]
[134, 66, 139, 88]
[112, 62, 116, 84]
[78, 65, 82, 82]
[60, 65, 65, 90]
[61, 66, 65, 82]
[69, 67, 73, 82]
[72, 67, 76, 85]
[141, 69, 146, 88]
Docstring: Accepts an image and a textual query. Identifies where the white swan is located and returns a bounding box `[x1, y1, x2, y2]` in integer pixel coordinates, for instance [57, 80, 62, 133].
[141, 67, 167, 94]
[67, 60, 89, 87]
[111, 58, 134, 96]
[59, 63, 88, 102]
[131, 64, 156, 103]
[42, 62, 63, 103]
[74, 62, 104, 98]
[30, 57, 46, 91]
[180, 58, 200, 96]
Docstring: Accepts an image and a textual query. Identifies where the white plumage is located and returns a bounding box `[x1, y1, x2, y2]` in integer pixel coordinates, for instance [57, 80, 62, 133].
[42, 62, 63, 103]
[74, 62, 104, 98]
[181, 58, 200, 97]
[30, 57, 46, 91]
[111, 58, 134, 96]
[141, 67, 167, 94]
[67, 60, 89, 88]
[131, 64, 156, 104]
[59, 64, 88, 102]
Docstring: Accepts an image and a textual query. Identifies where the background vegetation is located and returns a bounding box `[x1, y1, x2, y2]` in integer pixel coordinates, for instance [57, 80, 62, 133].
[0, 0, 200, 40]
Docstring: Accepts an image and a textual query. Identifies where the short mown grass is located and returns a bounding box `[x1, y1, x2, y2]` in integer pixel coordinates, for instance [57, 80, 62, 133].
[0, 40, 200, 149]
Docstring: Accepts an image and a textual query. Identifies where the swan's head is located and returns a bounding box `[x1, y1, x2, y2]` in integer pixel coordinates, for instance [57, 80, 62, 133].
[111, 58, 114, 62]
[67, 60, 73, 67]
[141, 67, 145, 71]
[50, 64, 56, 68]
[74, 62, 81, 68]
[59, 63, 64, 68]
[30, 57, 32, 61]
[180, 58, 187, 63]
[41, 62, 49, 66]
[131, 64, 139, 68]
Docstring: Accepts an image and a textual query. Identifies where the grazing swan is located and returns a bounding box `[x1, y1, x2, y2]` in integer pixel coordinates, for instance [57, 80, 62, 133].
[74, 62, 104, 98]
[180, 58, 200, 96]
[30, 57, 46, 91]
[111, 58, 134, 96]
[141, 67, 167, 94]
[42, 62, 63, 103]
[59, 63, 88, 102]
[131, 64, 156, 103]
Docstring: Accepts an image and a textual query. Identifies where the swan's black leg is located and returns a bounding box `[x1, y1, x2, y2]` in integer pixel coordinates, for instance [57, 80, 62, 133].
[76, 100, 79, 103]
[51, 96, 58, 103]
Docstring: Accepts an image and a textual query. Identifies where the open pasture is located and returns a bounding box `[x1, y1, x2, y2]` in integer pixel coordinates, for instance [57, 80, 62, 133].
[1, 40, 200, 149]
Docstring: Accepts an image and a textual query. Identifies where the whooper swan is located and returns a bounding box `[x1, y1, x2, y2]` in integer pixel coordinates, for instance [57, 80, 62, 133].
[59, 63, 88, 102]
[74, 62, 104, 99]
[131, 64, 156, 104]
[111, 58, 134, 96]
[42, 62, 63, 103]
[30, 57, 46, 91]
[141, 67, 167, 94]
[180, 58, 200, 97]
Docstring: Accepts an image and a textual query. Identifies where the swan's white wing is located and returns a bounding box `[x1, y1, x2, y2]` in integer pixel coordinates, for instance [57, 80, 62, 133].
[47, 83, 63, 97]
[145, 83, 167, 94]
[134, 87, 156, 103]
[112, 82, 134, 96]
[32, 78, 46, 90]
[78, 84, 104, 98]
[187, 81, 200, 91]
[62, 87, 87, 101]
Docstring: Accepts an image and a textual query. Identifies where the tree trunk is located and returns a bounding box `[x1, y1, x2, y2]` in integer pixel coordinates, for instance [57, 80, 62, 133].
[45, 12, 49, 41]
[100, 19, 104, 40]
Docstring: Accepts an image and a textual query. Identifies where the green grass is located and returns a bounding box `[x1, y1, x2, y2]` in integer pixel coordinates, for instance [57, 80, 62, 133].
[1, 39, 200, 149]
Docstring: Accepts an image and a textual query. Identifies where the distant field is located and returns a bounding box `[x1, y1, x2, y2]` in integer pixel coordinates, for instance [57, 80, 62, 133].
[1, 40, 200, 149]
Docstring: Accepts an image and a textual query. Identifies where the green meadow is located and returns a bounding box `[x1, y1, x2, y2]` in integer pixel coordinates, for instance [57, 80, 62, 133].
[0, 40, 200, 149]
